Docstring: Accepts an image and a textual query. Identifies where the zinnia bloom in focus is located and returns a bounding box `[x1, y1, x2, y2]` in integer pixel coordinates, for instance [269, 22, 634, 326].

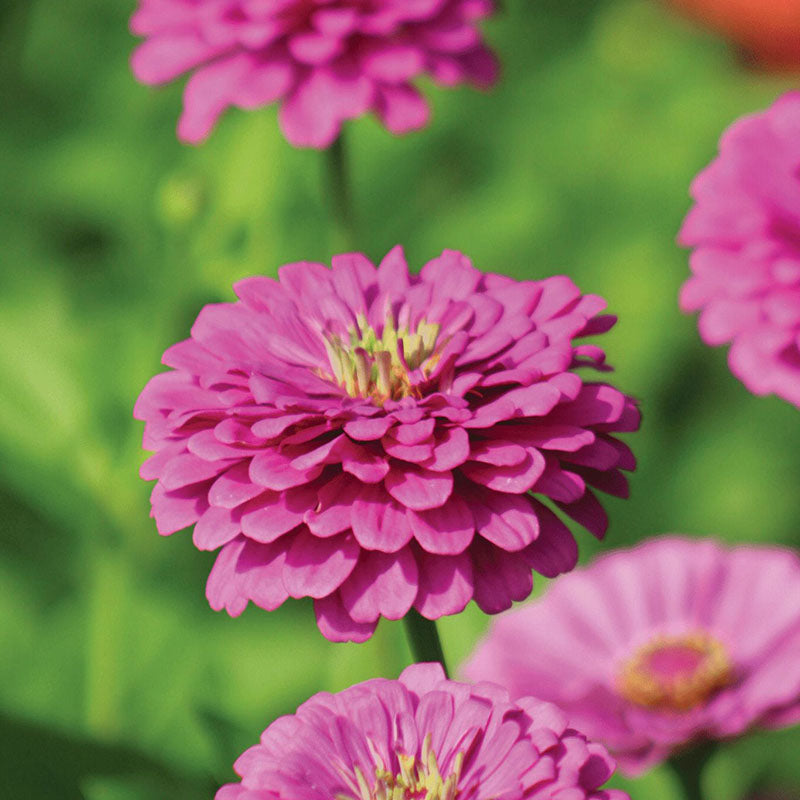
[216, 662, 630, 800]
[463, 536, 800, 774]
[667, 0, 800, 71]
[135, 247, 639, 642]
[130, 0, 498, 146]
[679, 92, 800, 407]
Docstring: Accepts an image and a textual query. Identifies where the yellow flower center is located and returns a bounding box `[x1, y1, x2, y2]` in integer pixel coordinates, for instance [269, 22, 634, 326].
[324, 313, 442, 402]
[617, 631, 734, 712]
[337, 734, 463, 800]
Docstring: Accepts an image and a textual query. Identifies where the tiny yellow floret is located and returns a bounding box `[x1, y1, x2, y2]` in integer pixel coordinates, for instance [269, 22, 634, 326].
[323, 313, 443, 402]
[337, 734, 463, 800]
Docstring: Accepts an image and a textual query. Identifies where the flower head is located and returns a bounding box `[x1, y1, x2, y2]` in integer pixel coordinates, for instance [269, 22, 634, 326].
[463, 536, 800, 774]
[134, 247, 639, 642]
[679, 91, 800, 407]
[130, 0, 498, 146]
[215, 662, 630, 800]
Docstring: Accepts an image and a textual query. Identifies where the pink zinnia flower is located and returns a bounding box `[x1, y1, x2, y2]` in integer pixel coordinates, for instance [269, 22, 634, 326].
[463, 536, 800, 775]
[129, 0, 498, 146]
[215, 662, 630, 800]
[679, 92, 800, 407]
[134, 247, 639, 642]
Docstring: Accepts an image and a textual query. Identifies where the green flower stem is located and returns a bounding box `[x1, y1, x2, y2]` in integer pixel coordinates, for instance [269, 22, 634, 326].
[326, 133, 356, 252]
[85, 546, 125, 738]
[403, 609, 449, 676]
[668, 740, 718, 800]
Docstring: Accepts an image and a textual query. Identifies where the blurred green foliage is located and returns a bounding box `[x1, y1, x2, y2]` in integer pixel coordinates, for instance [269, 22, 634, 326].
[2, 0, 800, 797]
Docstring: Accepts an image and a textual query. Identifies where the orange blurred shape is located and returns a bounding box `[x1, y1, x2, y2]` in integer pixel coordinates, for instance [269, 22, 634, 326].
[669, 0, 800, 70]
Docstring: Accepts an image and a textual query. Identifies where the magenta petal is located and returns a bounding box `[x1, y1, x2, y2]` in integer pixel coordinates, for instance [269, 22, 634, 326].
[209, 463, 265, 508]
[290, 435, 345, 470]
[249, 449, 323, 490]
[461, 449, 546, 493]
[385, 464, 453, 510]
[140, 443, 184, 481]
[550, 384, 626, 427]
[279, 66, 372, 148]
[339, 547, 419, 623]
[131, 31, 223, 85]
[344, 417, 395, 440]
[305, 473, 360, 537]
[193, 505, 241, 550]
[236, 538, 291, 611]
[206, 538, 249, 617]
[375, 83, 430, 134]
[414, 551, 473, 619]
[177, 54, 253, 143]
[241, 485, 317, 543]
[392, 418, 436, 445]
[330, 252, 375, 313]
[471, 538, 534, 614]
[233, 60, 293, 108]
[557, 490, 608, 539]
[512, 423, 595, 452]
[283, 530, 359, 599]
[532, 461, 586, 503]
[409, 496, 474, 555]
[150, 482, 209, 536]
[313, 593, 377, 643]
[351, 485, 414, 553]
[250, 413, 311, 439]
[471, 492, 540, 552]
[381, 437, 434, 463]
[424, 427, 470, 471]
[160, 452, 226, 490]
[214, 785, 244, 800]
[339, 438, 390, 483]
[521, 502, 578, 577]
[470, 439, 527, 467]
[187, 429, 253, 461]
[206, 537, 289, 616]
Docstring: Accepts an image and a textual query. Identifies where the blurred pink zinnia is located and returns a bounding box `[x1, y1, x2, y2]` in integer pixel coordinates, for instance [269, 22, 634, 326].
[134, 247, 639, 642]
[679, 92, 800, 407]
[464, 536, 800, 775]
[216, 662, 630, 800]
[130, 0, 498, 146]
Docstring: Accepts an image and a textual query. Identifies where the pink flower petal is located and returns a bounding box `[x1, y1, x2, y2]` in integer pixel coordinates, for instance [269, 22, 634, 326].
[193, 505, 241, 550]
[470, 491, 540, 552]
[385, 464, 453, 510]
[283, 531, 359, 599]
[409, 496, 474, 555]
[414, 551, 473, 619]
[351, 485, 414, 552]
[461, 449, 546, 494]
[314, 592, 377, 643]
[339, 548, 419, 623]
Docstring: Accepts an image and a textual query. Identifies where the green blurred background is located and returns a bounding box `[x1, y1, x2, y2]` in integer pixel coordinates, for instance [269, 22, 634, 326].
[2, 0, 800, 797]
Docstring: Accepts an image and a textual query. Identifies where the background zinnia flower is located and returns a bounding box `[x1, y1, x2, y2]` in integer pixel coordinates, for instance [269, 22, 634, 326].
[679, 92, 800, 408]
[134, 247, 639, 642]
[666, 0, 800, 71]
[130, 0, 498, 146]
[463, 536, 800, 775]
[216, 661, 630, 800]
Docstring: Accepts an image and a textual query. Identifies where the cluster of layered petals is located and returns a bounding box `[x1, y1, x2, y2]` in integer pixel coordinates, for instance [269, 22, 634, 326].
[134, 247, 639, 642]
[130, 0, 498, 146]
[216, 662, 630, 800]
[464, 536, 800, 775]
[679, 92, 800, 407]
